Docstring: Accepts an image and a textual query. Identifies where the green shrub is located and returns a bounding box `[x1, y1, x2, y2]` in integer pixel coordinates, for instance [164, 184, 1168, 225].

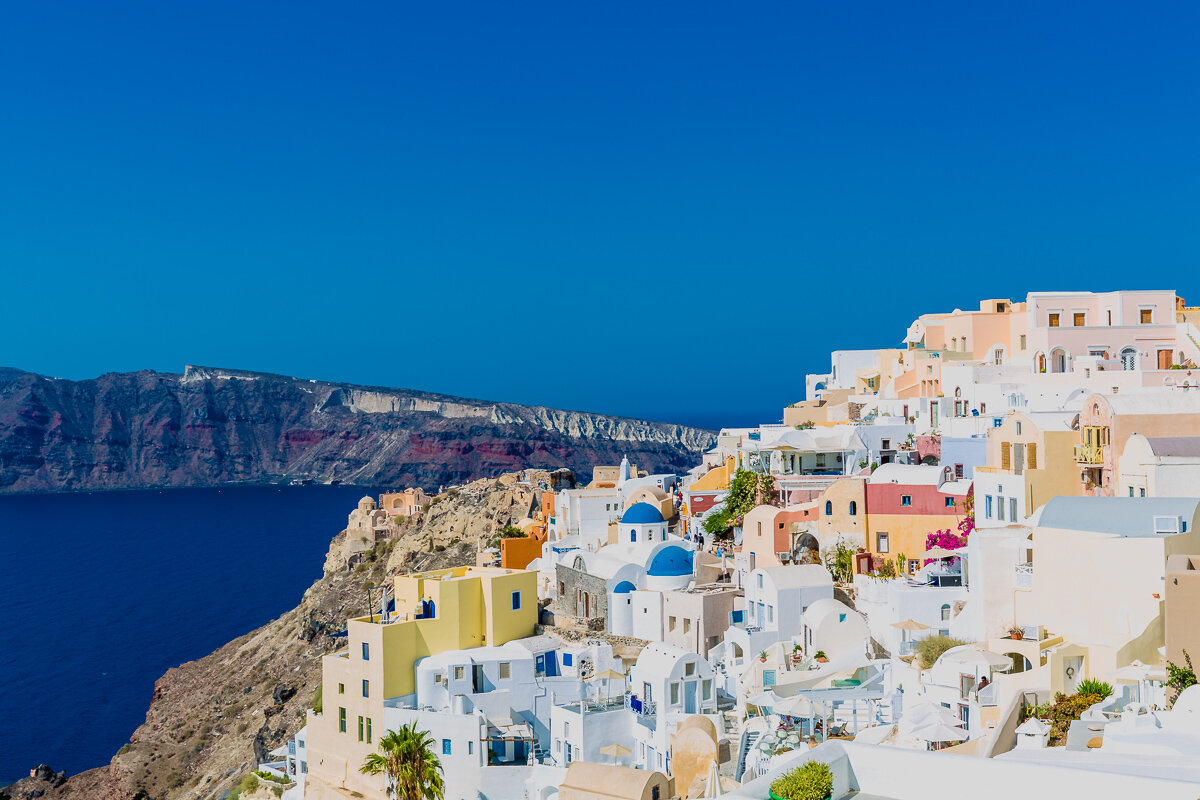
[913, 635, 967, 669]
[1028, 691, 1105, 745]
[1167, 650, 1197, 706]
[769, 760, 834, 800]
[1076, 678, 1113, 698]
[312, 684, 323, 714]
[499, 524, 525, 538]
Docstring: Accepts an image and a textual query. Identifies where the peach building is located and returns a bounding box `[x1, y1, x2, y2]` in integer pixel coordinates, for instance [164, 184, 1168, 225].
[378, 487, 429, 517]
[1025, 290, 1179, 374]
[1075, 392, 1200, 496]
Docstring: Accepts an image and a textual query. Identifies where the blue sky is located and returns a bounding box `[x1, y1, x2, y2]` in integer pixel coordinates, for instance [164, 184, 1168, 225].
[1, 2, 1198, 430]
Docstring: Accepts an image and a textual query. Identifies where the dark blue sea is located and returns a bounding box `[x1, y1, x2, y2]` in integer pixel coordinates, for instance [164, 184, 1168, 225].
[0, 484, 374, 784]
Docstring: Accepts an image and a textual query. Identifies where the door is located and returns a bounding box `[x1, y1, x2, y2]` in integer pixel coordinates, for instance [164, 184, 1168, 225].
[473, 665, 485, 692]
[1013, 443, 1025, 475]
[931, 403, 939, 427]
[1159, 349, 1173, 370]
[1064, 656, 1083, 694]
[685, 679, 698, 714]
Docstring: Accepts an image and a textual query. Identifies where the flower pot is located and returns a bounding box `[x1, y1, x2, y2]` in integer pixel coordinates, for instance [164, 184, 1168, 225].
[1010, 631, 1024, 641]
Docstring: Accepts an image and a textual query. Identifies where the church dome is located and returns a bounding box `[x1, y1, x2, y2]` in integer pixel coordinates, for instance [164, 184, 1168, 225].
[621, 502, 665, 524]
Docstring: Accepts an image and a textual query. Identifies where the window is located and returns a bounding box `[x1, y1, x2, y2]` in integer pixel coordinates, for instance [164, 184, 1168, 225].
[955, 463, 964, 479]
[901, 495, 912, 506]
[300, 761, 307, 774]
[669, 616, 677, 631]
[652, 787, 661, 800]
[763, 669, 777, 688]
[1009, 498, 1017, 521]
[703, 679, 712, 699]
[357, 716, 364, 742]
[454, 666, 464, 680]
[849, 501, 857, 516]
[443, 739, 452, 756]
[1140, 488, 1146, 497]
[881, 438, 892, 450]
[980, 403, 986, 414]
[945, 496, 955, 507]
[1020, 334, 1027, 350]
[876, 532, 890, 553]
[825, 501, 833, 515]
[985, 496, 993, 519]
[499, 662, 511, 680]
[1130, 486, 1135, 497]
[839, 613, 847, 622]
[1073, 312, 1086, 327]
[1001, 443, 1012, 470]
[671, 682, 680, 705]
[1027, 443, 1037, 470]
[338, 683, 344, 695]
[941, 604, 951, 621]
[366, 717, 372, 743]
[563, 653, 573, 666]
[362, 680, 369, 698]
[1140, 308, 1153, 324]
[468, 741, 474, 755]
[766, 607, 773, 623]
[685, 661, 695, 676]
[558, 581, 565, 596]
[511, 590, 522, 611]
[362, 642, 370, 660]
[997, 497, 1006, 521]
[339, 708, 346, 733]
[684, 618, 692, 633]
[564, 722, 571, 736]
[630, 531, 637, 542]
[1048, 312, 1060, 327]
[757, 573, 764, 589]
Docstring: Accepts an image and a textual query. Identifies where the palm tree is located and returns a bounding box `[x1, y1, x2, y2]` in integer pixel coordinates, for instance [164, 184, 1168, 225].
[359, 722, 445, 800]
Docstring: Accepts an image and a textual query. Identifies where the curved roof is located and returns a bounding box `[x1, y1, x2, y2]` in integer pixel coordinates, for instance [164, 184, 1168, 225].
[1038, 496, 1200, 537]
[628, 486, 670, 502]
[621, 502, 665, 524]
[634, 641, 694, 674]
[559, 762, 667, 798]
[676, 715, 718, 742]
[801, 597, 859, 626]
[868, 463, 946, 486]
[359, 495, 375, 504]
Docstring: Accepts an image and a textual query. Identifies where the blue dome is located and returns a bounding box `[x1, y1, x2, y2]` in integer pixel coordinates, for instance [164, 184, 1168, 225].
[648, 546, 694, 577]
[621, 502, 665, 524]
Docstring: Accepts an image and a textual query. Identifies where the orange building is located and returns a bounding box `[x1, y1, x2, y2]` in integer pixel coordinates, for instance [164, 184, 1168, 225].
[500, 491, 555, 569]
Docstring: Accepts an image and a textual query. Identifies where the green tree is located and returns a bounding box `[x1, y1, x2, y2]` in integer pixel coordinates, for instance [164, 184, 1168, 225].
[360, 722, 445, 800]
[914, 635, 967, 669]
[1167, 650, 1197, 706]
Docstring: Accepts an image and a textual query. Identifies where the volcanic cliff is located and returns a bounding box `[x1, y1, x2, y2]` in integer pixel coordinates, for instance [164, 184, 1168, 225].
[0, 366, 715, 493]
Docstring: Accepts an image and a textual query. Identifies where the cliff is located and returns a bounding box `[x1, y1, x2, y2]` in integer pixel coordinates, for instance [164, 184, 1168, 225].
[0, 366, 715, 493]
[5, 473, 542, 800]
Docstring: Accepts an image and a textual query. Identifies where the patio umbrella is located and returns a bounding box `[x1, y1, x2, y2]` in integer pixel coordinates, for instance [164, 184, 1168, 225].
[891, 619, 931, 631]
[702, 758, 724, 798]
[773, 695, 814, 717]
[599, 743, 632, 757]
[1107, 660, 1152, 684]
[901, 702, 961, 731]
[589, 668, 626, 681]
[747, 691, 779, 708]
[938, 647, 1013, 670]
[920, 546, 962, 560]
[910, 721, 966, 743]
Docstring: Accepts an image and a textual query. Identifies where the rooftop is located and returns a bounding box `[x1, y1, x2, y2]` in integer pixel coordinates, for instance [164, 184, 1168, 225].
[1036, 496, 1200, 537]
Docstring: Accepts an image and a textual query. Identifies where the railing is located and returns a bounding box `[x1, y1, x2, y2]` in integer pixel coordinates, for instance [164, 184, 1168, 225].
[626, 696, 657, 716]
[1074, 444, 1103, 464]
[1014, 562, 1033, 591]
[898, 640, 915, 657]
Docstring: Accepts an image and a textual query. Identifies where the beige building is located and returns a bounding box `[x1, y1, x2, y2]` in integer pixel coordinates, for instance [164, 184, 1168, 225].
[1117, 434, 1200, 498]
[813, 476, 867, 551]
[1165, 554, 1200, 670]
[974, 411, 1079, 528]
[1076, 393, 1200, 496]
[1014, 496, 1200, 693]
[558, 762, 673, 800]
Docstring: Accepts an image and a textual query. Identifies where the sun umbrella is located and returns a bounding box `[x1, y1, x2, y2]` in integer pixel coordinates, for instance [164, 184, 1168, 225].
[910, 721, 966, 743]
[589, 668, 626, 681]
[747, 691, 779, 707]
[920, 546, 962, 560]
[599, 743, 632, 757]
[773, 695, 814, 717]
[1107, 660, 1152, 684]
[938, 647, 1012, 670]
[900, 702, 961, 731]
[891, 619, 931, 631]
[702, 758, 724, 798]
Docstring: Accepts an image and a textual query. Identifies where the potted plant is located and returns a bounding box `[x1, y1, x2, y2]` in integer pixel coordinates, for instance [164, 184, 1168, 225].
[1009, 626, 1025, 641]
[814, 650, 828, 663]
[759, 651, 769, 663]
[768, 760, 834, 800]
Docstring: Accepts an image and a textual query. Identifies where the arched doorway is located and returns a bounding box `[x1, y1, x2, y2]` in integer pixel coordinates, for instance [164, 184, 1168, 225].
[1036, 352, 1046, 373]
[793, 533, 820, 564]
[1050, 348, 1068, 373]
[1120, 347, 1137, 371]
[1005, 652, 1033, 673]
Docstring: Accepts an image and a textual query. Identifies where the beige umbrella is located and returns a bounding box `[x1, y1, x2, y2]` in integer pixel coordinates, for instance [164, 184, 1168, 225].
[891, 619, 931, 631]
[599, 743, 632, 757]
[702, 758, 724, 798]
[920, 546, 962, 559]
[772, 694, 814, 717]
[589, 668, 626, 681]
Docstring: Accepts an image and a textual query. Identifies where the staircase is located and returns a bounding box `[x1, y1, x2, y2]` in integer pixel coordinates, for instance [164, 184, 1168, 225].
[735, 729, 761, 783]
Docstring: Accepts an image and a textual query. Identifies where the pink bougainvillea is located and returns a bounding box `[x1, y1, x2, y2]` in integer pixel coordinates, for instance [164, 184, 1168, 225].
[924, 500, 974, 564]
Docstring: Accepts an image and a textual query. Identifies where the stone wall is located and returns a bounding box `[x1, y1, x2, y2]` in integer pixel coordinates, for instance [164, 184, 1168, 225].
[554, 562, 608, 620]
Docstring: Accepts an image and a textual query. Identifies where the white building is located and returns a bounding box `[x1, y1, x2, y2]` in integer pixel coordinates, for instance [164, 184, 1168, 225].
[800, 598, 870, 661]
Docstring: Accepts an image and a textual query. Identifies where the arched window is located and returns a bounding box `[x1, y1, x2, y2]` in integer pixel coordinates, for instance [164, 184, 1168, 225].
[848, 501, 857, 516]
[825, 501, 833, 516]
[940, 604, 951, 621]
[1120, 347, 1137, 371]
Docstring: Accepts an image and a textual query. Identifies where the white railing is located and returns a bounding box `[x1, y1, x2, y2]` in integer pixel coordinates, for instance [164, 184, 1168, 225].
[1014, 562, 1033, 591]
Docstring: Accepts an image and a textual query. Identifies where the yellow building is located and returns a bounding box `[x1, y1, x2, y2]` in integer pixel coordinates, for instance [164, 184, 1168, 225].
[973, 411, 1079, 526]
[306, 565, 537, 798]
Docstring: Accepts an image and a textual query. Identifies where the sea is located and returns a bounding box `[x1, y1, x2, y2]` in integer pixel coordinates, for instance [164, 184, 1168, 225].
[0, 484, 376, 784]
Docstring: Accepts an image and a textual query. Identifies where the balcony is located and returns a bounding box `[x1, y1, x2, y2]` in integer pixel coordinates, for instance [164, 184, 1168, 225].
[1074, 444, 1103, 464]
[1014, 562, 1033, 591]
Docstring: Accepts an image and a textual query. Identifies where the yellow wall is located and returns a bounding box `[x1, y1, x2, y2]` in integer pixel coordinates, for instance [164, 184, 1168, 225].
[689, 457, 735, 492]
[307, 566, 537, 797]
[864, 512, 959, 563]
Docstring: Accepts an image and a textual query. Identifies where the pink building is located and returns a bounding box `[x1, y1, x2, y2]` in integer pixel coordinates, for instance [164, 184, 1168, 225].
[1025, 290, 1179, 374]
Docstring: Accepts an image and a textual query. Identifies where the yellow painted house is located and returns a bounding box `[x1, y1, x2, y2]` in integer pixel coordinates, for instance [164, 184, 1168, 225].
[973, 411, 1080, 526]
[306, 565, 537, 798]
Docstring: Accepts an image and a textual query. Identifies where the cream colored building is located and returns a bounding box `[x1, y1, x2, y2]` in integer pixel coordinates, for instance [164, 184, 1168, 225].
[1013, 496, 1200, 694]
[1117, 434, 1200, 498]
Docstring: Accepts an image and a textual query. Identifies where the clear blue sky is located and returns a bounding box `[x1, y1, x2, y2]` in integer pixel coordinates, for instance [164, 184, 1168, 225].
[2, 2, 1198, 430]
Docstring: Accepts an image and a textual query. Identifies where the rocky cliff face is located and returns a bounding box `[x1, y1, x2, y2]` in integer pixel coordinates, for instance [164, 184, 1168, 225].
[0, 366, 714, 493]
[8, 474, 540, 800]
